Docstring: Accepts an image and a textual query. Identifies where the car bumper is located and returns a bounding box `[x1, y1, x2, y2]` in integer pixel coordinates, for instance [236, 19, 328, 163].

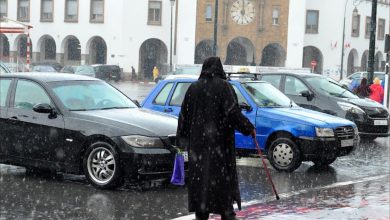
[346, 113, 389, 137]
[113, 137, 186, 182]
[296, 136, 359, 161]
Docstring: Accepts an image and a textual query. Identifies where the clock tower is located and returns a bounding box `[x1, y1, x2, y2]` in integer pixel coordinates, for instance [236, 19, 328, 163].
[194, 0, 289, 67]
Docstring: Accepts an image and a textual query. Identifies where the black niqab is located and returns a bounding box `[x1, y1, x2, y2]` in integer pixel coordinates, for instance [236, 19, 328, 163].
[199, 57, 227, 80]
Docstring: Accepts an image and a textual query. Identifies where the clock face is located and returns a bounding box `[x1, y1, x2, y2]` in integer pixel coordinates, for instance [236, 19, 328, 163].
[230, 0, 256, 25]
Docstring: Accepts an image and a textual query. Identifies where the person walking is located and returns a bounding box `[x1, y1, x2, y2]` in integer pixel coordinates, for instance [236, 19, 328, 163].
[176, 57, 255, 220]
[353, 77, 371, 98]
[152, 66, 159, 81]
[131, 66, 136, 81]
[369, 77, 384, 104]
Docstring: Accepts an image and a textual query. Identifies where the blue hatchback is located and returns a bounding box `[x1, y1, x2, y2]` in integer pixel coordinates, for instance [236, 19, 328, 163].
[142, 77, 359, 172]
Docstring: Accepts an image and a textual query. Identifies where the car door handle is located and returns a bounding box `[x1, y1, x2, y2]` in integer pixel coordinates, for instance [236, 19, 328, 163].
[164, 108, 173, 113]
[8, 116, 19, 121]
[18, 114, 29, 118]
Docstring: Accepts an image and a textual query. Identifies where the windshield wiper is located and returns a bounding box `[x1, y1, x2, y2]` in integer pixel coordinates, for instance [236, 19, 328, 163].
[70, 109, 89, 111]
[95, 107, 132, 110]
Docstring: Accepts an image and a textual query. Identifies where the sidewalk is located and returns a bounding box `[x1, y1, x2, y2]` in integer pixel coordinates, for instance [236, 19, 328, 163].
[173, 175, 390, 220]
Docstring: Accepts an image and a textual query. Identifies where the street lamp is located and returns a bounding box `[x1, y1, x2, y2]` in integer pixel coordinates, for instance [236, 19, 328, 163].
[170, 0, 175, 72]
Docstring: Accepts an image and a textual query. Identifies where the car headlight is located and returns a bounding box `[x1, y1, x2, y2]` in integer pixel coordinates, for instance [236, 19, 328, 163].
[121, 135, 165, 148]
[337, 102, 365, 114]
[315, 127, 335, 137]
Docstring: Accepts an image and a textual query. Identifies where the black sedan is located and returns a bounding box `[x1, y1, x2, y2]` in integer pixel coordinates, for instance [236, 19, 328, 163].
[0, 73, 178, 189]
[259, 72, 389, 140]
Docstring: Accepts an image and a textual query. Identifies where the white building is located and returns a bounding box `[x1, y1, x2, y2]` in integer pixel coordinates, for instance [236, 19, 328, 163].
[286, 0, 390, 80]
[0, 0, 196, 78]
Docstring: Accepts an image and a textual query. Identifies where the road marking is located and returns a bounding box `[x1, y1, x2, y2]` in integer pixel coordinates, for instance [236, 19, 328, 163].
[171, 174, 389, 220]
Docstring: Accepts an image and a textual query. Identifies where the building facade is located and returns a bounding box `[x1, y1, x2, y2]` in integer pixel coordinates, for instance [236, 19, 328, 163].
[287, 0, 390, 79]
[0, 0, 196, 78]
[194, 0, 290, 67]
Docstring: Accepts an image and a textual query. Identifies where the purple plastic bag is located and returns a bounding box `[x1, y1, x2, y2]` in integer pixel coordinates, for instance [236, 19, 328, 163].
[170, 153, 185, 185]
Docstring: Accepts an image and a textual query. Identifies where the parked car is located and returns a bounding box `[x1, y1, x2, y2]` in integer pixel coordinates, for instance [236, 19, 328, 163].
[339, 72, 385, 90]
[259, 72, 389, 140]
[31, 61, 63, 72]
[155, 65, 202, 82]
[0, 61, 11, 74]
[61, 65, 97, 78]
[60, 65, 78, 73]
[74, 65, 96, 78]
[32, 65, 57, 72]
[142, 76, 359, 172]
[92, 64, 122, 82]
[0, 73, 179, 189]
[2, 62, 25, 72]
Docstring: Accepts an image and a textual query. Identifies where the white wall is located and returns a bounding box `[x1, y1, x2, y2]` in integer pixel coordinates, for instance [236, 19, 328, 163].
[175, 0, 197, 65]
[3, 0, 197, 73]
[286, 0, 307, 68]
[286, 0, 390, 80]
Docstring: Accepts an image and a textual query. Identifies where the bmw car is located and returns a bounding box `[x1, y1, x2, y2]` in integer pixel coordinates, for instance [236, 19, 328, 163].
[0, 73, 178, 189]
[142, 76, 359, 172]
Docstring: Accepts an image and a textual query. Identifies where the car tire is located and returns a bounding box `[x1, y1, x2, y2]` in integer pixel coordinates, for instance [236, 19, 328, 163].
[312, 157, 337, 167]
[268, 137, 302, 172]
[83, 141, 123, 189]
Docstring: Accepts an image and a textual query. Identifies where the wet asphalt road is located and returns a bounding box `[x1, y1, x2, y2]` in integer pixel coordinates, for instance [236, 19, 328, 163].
[0, 81, 389, 220]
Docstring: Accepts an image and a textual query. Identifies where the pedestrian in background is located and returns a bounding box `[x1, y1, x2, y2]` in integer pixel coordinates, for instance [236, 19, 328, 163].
[354, 77, 371, 98]
[369, 77, 384, 104]
[131, 66, 136, 81]
[153, 66, 159, 81]
[176, 57, 255, 220]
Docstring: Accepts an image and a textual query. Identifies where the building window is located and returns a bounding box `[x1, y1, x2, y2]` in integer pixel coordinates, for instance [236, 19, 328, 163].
[148, 1, 162, 25]
[90, 0, 104, 23]
[306, 10, 319, 34]
[351, 14, 360, 37]
[0, 0, 7, 21]
[365, 16, 371, 38]
[205, 4, 212, 22]
[272, 7, 280, 25]
[17, 0, 29, 21]
[377, 18, 385, 40]
[65, 0, 78, 22]
[41, 0, 53, 22]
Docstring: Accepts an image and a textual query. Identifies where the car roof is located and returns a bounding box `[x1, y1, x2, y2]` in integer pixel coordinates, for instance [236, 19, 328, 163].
[162, 76, 268, 84]
[261, 72, 320, 77]
[0, 72, 98, 82]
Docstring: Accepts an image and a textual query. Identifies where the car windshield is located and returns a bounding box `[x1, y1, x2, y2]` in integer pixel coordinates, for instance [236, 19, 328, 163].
[49, 80, 137, 111]
[305, 76, 359, 99]
[242, 82, 295, 107]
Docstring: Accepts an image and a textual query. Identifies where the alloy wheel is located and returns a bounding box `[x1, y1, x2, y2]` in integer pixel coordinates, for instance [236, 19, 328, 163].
[87, 147, 116, 185]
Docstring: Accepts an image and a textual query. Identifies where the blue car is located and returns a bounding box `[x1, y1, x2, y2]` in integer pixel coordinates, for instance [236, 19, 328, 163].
[142, 77, 359, 172]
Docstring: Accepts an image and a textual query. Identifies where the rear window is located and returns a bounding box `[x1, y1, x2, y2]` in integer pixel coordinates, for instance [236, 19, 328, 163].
[169, 82, 191, 106]
[153, 82, 174, 105]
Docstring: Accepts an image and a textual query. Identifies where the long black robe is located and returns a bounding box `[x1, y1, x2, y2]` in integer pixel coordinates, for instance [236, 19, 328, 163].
[176, 57, 254, 214]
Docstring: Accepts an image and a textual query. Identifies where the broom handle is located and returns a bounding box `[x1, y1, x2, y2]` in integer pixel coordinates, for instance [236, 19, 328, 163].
[253, 137, 280, 200]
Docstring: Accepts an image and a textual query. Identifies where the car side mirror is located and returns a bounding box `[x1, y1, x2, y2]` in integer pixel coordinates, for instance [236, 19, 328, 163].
[239, 102, 253, 112]
[33, 103, 54, 114]
[300, 90, 313, 101]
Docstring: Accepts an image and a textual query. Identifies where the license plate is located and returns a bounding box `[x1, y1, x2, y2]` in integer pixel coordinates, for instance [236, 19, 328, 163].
[374, 120, 388, 126]
[182, 151, 188, 162]
[341, 139, 354, 147]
